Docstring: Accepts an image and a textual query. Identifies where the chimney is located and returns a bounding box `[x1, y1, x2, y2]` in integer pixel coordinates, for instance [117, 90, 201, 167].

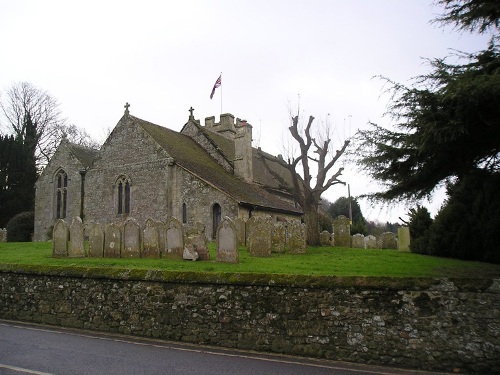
[234, 120, 253, 183]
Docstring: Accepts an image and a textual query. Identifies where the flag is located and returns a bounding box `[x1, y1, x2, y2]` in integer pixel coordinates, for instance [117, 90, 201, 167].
[210, 74, 221, 99]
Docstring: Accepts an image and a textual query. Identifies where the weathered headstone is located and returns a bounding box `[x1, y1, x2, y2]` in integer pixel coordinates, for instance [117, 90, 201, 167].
[246, 216, 272, 257]
[351, 233, 366, 249]
[185, 222, 209, 260]
[123, 218, 141, 258]
[365, 235, 377, 249]
[271, 221, 286, 253]
[333, 215, 351, 247]
[234, 218, 246, 247]
[320, 230, 331, 246]
[380, 232, 398, 249]
[183, 244, 199, 261]
[52, 219, 69, 257]
[69, 216, 85, 257]
[216, 217, 239, 263]
[104, 223, 121, 258]
[398, 226, 411, 252]
[288, 221, 307, 254]
[0, 228, 7, 242]
[88, 223, 104, 257]
[157, 221, 166, 257]
[165, 217, 184, 259]
[142, 218, 160, 258]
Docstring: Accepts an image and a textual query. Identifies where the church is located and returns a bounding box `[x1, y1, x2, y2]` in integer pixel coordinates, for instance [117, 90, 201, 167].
[33, 105, 302, 241]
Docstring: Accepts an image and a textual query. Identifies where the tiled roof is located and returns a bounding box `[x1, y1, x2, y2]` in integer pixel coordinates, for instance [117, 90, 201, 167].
[67, 142, 99, 168]
[132, 116, 302, 215]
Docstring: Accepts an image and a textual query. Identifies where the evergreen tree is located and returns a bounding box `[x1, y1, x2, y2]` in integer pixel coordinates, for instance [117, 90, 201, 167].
[328, 196, 367, 235]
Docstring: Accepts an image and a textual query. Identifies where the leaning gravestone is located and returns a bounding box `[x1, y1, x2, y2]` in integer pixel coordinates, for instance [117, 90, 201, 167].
[185, 222, 209, 260]
[143, 218, 160, 258]
[69, 216, 85, 257]
[234, 218, 246, 247]
[320, 230, 331, 246]
[246, 216, 272, 257]
[380, 232, 398, 249]
[88, 223, 104, 257]
[333, 215, 351, 247]
[271, 221, 286, 253]
[351, 233, 366, 249]
[104, 223, 121, 258]
[52, 219, 69, 257]
[398, 226, 411, 252]
[287, 221, 307, 254]
[365, 235, 377, 249]
[216, 217, 239, 263]
[165, 217, 184, 259]
[123, 218, 141, 258]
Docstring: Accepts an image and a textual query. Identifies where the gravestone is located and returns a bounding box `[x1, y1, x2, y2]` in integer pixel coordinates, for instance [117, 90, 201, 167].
[185, 222, 209, 260]
[88, 223, 104, 257]
[398, 226, 411, 252]
[0, 228, 7, 242]
[157, 221, 166, 257]
[143, 218, 160, 258]
[287, 221, 307, 254]
[165, 217, 184, 259]
[216, 217, 239, 263]
[333, 215, 351, 247]
[365, 235, 377, 249]
[380, 232, 398, 249]
[234, 218, 246, 247]
[351, 233, 366, 249]
[271, 221, 286, 253]
[52, 219, 69, 257]
[246, 216, 272, 257]
[183, 244, 199, 261]
[69, 216, 85, 257]
[104, 223, 121, 258]
[320, 230, 331, 246]
[123, 218, 141, 258]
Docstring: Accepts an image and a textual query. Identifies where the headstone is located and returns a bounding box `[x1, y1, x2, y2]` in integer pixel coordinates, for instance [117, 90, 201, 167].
[380, 232, 398, 249]
[88, 223, 104, 257]
[333, 215, 351, 247]
[216, 217, 239, 263]
[320, 230, 331, 246]
[246, 216, 272, 257]
[143, 218, 160, 258]
[69, 216, 85, 257]
[52, 219, 69, 257]
[183, 244, 199, 261]
[288, 221, 307, 254]
[123, 218, 141, 258]
[365, 235, 377, 249]
[157, 221, 167, 257]
[0, 228, 7, 242]
[234, 218, 246, 247]
[271, 221, 286, 253]
[398, 226, 411, 252]
[165, 217, 184, 259]
[351, 233, 366, 249]
[185, 222, 209, 260]
[104, 223, 121, 258]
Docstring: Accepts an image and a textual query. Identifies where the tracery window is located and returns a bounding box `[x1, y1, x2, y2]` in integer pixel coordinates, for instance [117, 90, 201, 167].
[55, 170, 68, 219]
[116, 176, 131, 215]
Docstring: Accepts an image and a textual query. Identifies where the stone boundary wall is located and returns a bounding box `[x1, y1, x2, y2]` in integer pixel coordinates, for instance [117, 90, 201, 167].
[0, 268, 498, 374]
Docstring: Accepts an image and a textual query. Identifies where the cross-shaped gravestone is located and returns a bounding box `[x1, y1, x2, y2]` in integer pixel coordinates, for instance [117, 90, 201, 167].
[189, 106, 194, 119]
[124, 102, 130, 115]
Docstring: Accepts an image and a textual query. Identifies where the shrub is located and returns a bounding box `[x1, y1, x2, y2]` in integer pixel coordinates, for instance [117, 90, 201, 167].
[6, 211, 34, 242]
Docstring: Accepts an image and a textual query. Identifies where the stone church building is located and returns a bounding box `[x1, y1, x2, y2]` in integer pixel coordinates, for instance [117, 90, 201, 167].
[33, 105, 302, 241]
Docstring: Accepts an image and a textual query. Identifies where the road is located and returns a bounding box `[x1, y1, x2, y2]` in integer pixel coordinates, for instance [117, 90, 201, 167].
[0, 320, 444, 375]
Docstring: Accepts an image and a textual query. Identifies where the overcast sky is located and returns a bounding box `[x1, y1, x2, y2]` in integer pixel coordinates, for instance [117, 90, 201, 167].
[0, 0, 492, 223]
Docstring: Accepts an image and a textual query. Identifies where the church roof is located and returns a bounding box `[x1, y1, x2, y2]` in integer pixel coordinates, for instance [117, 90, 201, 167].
[132, 116, 302, 215]
[66, 142, 99, 168]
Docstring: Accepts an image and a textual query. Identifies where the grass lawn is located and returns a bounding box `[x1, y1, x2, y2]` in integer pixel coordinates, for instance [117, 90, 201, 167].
[0, 241, 499, 278]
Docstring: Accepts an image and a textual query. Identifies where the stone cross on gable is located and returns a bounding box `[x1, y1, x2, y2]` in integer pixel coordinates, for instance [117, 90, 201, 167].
[124, 102, 130, 115]
[189, 106, 194, 119]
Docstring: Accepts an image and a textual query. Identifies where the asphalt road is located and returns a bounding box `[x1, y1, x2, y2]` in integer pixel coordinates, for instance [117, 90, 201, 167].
[0, 320, 445, 375]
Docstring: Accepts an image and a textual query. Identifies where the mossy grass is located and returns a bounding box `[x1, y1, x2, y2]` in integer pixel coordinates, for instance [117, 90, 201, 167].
[0, 241, 499, 279]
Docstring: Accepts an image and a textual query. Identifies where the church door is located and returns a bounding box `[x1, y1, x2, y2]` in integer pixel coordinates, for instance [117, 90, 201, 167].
[212, 203, 221, 239]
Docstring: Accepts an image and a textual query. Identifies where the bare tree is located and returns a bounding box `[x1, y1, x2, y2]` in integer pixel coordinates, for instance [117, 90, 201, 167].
[259, 114, 350, 245]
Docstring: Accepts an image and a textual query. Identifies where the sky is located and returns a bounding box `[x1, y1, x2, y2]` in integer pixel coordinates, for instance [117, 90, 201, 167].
[0, 0, 493, 223]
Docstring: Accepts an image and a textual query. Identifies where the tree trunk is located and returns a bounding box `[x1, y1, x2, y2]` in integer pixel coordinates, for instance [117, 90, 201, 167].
[303, 205, 320, 246]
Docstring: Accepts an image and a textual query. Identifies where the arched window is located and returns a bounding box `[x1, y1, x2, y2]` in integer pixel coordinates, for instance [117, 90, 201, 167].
[212, 203, 221, 239]
[55, 170, 68, 219]
[182, 203, 187, 224]
[116, 176, 131, 214]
